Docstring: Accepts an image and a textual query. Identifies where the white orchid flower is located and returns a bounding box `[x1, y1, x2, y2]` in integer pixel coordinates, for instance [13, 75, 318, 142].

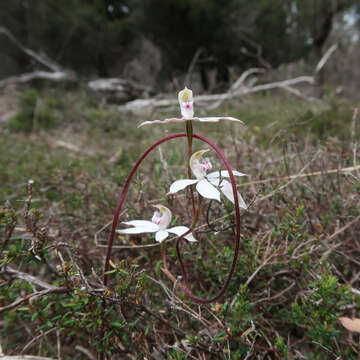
[138, 87, 244, 127]
[168, 150, 247, 209]
[116, 205, 196, 243]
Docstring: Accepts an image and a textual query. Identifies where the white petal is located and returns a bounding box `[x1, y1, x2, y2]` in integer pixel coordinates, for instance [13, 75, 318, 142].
[168, 179, 198, 194]
[138, 118, 186, 128]
[117, 220, 159, 234]
[207, 170, 247, 179]
[220, 180, 247, 209]
[155, 230, 169, 242]
[208, 177, 220, 186]
[196, 179, 221, 201]
[168, 226, 197, 242]
[193, 117, 244, 125]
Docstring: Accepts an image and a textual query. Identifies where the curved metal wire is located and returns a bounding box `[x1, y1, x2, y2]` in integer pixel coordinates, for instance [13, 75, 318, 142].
[103, 132, 241, 304]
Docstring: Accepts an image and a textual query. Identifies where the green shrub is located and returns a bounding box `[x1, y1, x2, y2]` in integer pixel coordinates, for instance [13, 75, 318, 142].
[9, 89, 60, 132]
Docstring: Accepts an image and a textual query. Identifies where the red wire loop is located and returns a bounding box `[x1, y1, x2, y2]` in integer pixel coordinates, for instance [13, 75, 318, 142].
[103, 132, 241, 304]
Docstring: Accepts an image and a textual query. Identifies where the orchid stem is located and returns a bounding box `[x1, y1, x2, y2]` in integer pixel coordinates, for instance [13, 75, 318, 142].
[191, 196, 202, 229]
[161, 242, 177, 282]
[186, 120, 196, 215]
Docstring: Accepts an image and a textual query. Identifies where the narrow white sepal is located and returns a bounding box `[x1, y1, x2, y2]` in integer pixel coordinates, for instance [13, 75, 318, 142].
[193, 117, 244, 124]
[207, 170, 247, 179]
[168, 179, 198, 194]
[117, 225, 159, 234]
[196, 179, 221, 201]
[155, 230, 169, 242]
[168, 226, 197, 242]
[120, 220, 159, 231]
[220, 180, 247, 209]
[137, 118, 185, 127]
[138, 117, 244, 127]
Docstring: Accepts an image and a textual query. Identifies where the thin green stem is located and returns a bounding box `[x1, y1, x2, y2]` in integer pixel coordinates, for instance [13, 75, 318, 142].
[186, 120, 196, 215]
[191, 196, 202, 228]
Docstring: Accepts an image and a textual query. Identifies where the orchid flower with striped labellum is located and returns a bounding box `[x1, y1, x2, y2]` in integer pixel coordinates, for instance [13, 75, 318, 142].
[138, 87, 244, 127]
[168, 149, 248, 209]
[117, 204, 196, 243]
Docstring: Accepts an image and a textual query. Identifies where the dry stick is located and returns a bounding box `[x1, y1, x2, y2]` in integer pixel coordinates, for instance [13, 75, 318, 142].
[239, 164, 360, 188]
[0, 27, 60, 72]
[21, 328, 56, 354]
[0, 287, 68, 314]
[184, 48, 204, 87]
[320, 213, 360, 263]
[0, 27, 69, 88]
[146, 276, 214, 330]
[206, 68, 265, 110]
[4, 267, 58, 290]
[75, 345, 97, 360]
[0, 71, 69, 88]
[252, 282, 296, 305]
[314, 44, 338, 75]
[158, 145, 170, 179]
[254, 149, 321, 203]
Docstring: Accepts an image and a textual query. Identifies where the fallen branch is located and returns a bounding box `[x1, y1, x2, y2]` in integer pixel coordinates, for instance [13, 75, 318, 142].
[119, 44, 337, 113]
[0, 27, 61, 72]
[184, 47, 204, 87]
[4, 267, 58, 290]
[0, 287, 68, 314]
[87, 77, 151, 102]
[238, 164, 360, 187]
[315, 44, 338, 75]
[207, 68, 265, 110]
[75, 346, 97, 360]
[0, 26, 72, 88]
[0, 71, 70, 88]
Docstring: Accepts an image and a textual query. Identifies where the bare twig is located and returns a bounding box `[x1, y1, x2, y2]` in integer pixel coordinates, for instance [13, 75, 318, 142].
[320, 214, 360, 262]
[0, 26, 71, 88]
[0, 287, 68, 314]
[0, 27, 61, 72]
[0, 71, 70, 88]
[4, 267, 58, 290]
[252, 282, 296, 305]
[238, 165, 360, 187]
[75, 345, 97, 360]
[314, 44, 338, 75]
[21, 328, 56, 354]
[184, 48, 204, 87]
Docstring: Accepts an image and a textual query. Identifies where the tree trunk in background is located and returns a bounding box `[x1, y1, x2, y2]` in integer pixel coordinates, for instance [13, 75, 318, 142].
[314, 0, 351, 96]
